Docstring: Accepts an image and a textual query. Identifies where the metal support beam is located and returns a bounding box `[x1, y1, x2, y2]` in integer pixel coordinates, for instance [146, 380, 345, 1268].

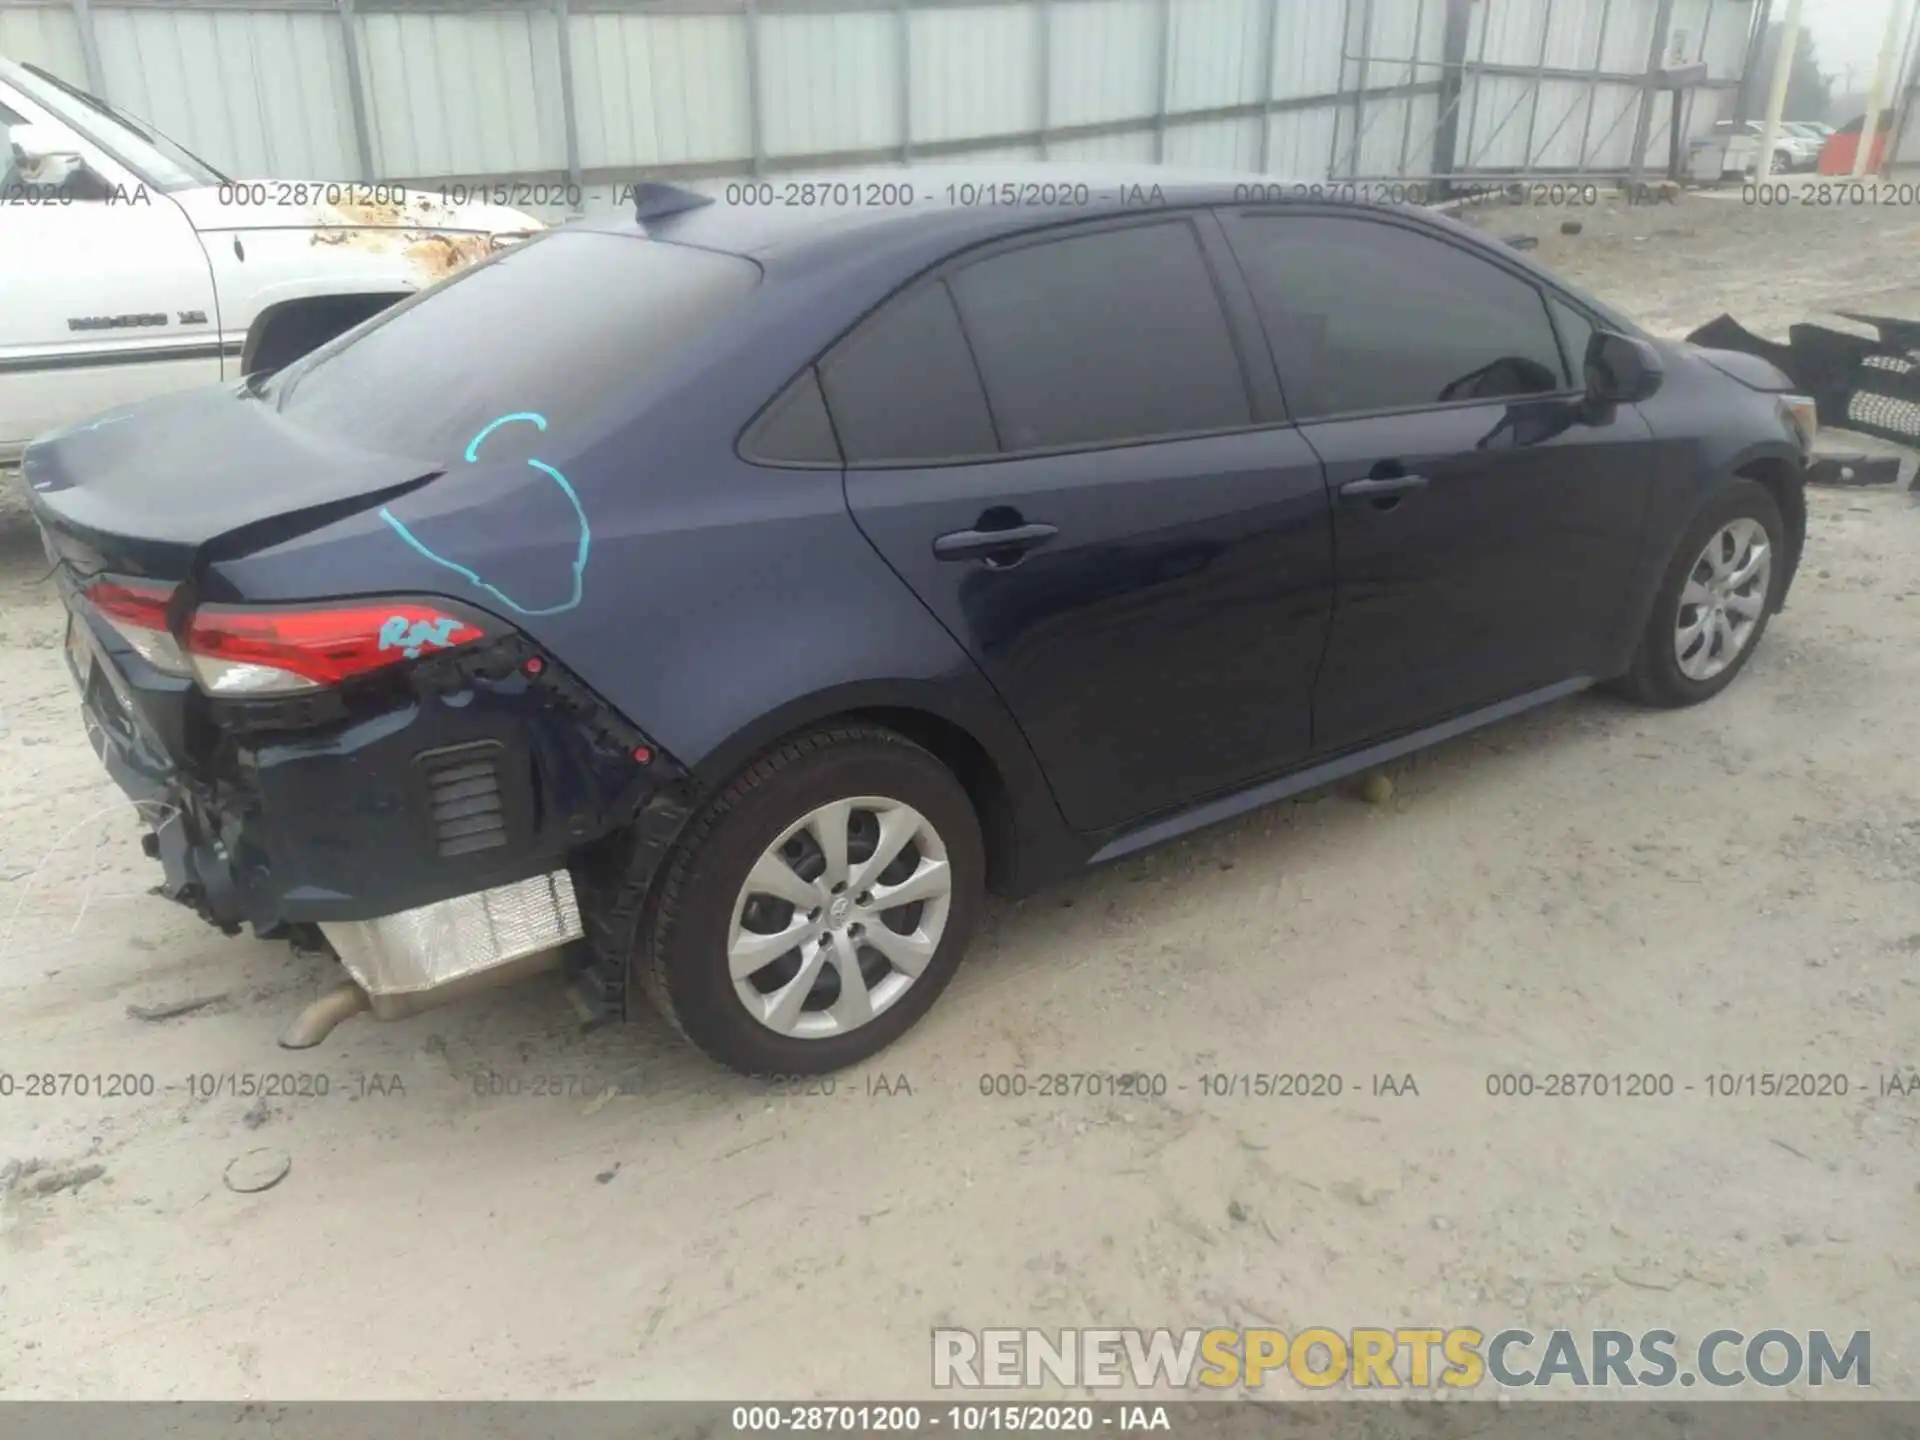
[1755, 0, 1801, 182]
[1326, 0, 1356, 179]
[69, 0, 108, 97]
[1854, 0, 1908, 175]
[1256, 0, 1279, 173]
[1520, 0, 1555, 172]
[552, 0, 584, 212]
[1455, 0, 1493, 175]
[1153, 0, 1173, 163]
[1732, 0, 1773, 127]
[1394, 0, 1426, 176]
[1886, 0, 1920, 170]
[1345, 0, 1375, 178]
[1428, 0, 1472, 193]
[335, 0, 377, 182]
[744, 0, 765, 177]
[896, 0, 912, 163]
[1575, 0, 1617, 169]
[1035, 0, 1051, 160]
[1628, 0, 1678, 182]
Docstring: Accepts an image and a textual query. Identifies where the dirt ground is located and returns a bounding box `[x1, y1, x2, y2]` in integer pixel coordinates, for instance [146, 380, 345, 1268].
[1, 183, 1918, 1403]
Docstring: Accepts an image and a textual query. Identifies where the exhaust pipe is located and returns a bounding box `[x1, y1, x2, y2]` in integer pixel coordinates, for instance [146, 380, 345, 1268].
[279, 982, 370, 1049]
[281, 870, 582, 1048]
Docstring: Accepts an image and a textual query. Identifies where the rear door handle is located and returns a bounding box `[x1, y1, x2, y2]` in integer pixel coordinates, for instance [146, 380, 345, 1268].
[1339, 474, 1430, 501]
[932, 522, 1059, 563]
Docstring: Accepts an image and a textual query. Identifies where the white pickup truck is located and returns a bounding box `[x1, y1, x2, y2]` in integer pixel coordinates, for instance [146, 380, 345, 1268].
[1, 53, 543, 467]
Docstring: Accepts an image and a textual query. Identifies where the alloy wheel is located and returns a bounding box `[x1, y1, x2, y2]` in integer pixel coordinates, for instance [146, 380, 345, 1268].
[1674, 517, 1772, 682]
[727, 796, 953, 1039]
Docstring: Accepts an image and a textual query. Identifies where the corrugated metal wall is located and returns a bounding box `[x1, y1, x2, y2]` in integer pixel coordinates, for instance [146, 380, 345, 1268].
[0, 0, 1759, 200]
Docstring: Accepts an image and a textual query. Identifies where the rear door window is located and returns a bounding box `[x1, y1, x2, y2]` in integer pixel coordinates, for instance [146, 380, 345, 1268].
[1222, 213, 1570, 419]
[947, 219, 1252, 451]
[268, 230, 761, 463]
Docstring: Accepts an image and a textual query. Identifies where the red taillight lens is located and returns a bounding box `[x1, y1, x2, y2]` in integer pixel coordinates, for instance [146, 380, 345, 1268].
[82, 580, 489, 696]
[87, 579, 190, 675]
[186, 601, 488, 694]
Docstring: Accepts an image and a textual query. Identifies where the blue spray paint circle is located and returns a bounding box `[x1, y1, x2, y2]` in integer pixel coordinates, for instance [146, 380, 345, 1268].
[377, 411, 591, 616]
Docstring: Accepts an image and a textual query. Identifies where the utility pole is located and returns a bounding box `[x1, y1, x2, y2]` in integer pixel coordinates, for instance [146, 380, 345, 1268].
[1755, 0, 1803, 180]
[1731, 0, 1773, 126]
[1854, 0, 1910, 174]
[1886, 0, 1920, 172]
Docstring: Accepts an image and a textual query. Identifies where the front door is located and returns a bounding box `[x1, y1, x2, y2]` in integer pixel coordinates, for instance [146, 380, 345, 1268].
[1218, 207, 1659, 749]
[830, 214, 1335, 834]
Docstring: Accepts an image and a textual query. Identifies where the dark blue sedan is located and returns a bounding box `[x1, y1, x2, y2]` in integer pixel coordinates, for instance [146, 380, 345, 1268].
[25, 165, 1813, 1074]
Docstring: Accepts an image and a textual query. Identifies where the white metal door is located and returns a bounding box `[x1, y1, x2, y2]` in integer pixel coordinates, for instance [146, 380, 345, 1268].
[0, 82, 220, 460]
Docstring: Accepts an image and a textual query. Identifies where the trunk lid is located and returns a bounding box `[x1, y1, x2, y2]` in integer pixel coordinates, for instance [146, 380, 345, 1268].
[23, 384, 440, 581]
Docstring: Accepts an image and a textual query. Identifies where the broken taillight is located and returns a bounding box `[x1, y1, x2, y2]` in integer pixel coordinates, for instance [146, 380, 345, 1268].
[85, 580, 489, 696]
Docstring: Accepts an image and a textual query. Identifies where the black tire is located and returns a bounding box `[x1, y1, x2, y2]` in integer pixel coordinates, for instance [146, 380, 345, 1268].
[635, 725, 984, 1075]
[1610, 479, 1786, 709]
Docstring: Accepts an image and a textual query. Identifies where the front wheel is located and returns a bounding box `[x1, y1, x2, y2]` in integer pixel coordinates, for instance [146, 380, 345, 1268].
[634, 725, 984, 1075]
[1610, 479, 1786, 708]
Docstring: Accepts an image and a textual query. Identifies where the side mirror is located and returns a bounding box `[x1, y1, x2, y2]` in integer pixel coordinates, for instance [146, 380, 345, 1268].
[8, 123, 87, 188]
[1585, 331, 1665, 404]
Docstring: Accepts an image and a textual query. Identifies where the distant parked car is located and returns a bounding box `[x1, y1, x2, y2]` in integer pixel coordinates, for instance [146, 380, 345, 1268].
[1713, 119, 1820, 175]
[27, 166, 1816, 1074]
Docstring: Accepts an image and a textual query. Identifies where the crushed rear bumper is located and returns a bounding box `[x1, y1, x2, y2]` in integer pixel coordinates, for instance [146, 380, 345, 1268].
[59, 581, 682, 976]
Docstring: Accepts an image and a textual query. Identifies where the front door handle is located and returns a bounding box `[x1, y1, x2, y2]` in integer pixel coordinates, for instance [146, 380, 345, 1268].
[933, 521, 1059, 565]
[1339, 473, 1430, 501]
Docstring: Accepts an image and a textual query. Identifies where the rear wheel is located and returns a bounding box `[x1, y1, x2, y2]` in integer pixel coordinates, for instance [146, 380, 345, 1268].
[1611, 480, 1785, 708]
[635, 726, 984, 1075]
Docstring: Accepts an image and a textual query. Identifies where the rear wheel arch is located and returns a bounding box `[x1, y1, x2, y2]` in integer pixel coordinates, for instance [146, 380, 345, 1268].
[687, 693, 1024, 896]
[635, 721, 988, 1072]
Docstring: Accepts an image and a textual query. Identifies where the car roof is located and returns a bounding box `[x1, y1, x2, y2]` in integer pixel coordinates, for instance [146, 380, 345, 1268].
[563, 159, 1645, 342]
[575, 162, 1321, 260]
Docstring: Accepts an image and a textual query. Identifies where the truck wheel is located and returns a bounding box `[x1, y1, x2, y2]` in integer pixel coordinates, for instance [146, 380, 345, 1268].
[635, 726, 984, 1075]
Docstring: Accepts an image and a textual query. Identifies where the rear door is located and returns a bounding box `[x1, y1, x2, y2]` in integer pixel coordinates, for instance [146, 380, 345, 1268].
[834, 212, 1334, 835]
[1217, 207, 1658, 751]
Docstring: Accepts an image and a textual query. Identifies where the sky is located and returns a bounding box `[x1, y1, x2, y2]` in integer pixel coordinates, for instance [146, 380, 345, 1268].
[1799, 0, 1916, 89]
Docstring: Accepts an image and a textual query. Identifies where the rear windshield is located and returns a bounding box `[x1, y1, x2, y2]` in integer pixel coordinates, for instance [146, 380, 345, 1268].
[268, 229, 761, 463]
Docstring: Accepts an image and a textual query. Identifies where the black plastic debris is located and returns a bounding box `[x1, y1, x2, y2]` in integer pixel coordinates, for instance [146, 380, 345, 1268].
[1836, 311, 1920, 354]
[1685, 312, 1920, 449]
[1806, 454, 1904, 488]
[1502, 234, 1540, 251]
